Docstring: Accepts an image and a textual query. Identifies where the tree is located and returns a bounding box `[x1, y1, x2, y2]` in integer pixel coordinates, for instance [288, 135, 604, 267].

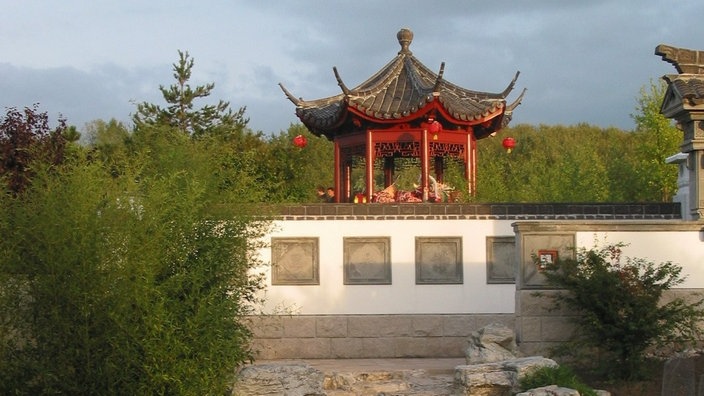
[630, 79, 681, 202]
[0, 132, 269, 394]
[83, 119, 131, 170]
[0, 105, 68, 195]
[259, 124, 334, 202]
[475, 124, 620, 202]
[62, 125, 81, 143]
[132, 50, 248, 138]
[84, 119, 129, 150]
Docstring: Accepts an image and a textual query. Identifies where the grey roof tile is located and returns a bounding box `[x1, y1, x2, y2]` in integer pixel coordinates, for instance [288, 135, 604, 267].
[281, 29, 523, 138]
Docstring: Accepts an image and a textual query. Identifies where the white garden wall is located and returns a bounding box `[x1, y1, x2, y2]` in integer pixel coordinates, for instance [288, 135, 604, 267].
[248, 203, 694, 359]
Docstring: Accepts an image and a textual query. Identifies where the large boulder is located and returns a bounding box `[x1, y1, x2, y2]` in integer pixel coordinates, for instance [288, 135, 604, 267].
[232, 363, 325, 396]
[465, 322, 519, 364]
[455, 356, 558, 396]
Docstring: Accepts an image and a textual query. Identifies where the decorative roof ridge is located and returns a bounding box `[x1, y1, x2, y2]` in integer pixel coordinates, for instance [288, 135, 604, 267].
[347, 55, 408, 97]
[501, 71, 521, 98]
[333, 66, 352, 95]
[430, 66, 518, 101]
[278, 82, 302, 106]
[506, 88, 527, 112]
[656, 44, 704, 75]
[432, 62, 446, 93]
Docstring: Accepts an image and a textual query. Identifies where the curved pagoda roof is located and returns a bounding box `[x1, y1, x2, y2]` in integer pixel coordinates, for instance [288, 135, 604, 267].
[280, 28, 524, 140]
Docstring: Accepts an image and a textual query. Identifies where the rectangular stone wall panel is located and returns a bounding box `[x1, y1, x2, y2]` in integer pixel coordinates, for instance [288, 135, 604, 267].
[343, 237, 392, 284]
[520, 233, 575, 288]
[486, 236, 516, 284]
[271, 237, 320, 285]
[415, 237, 463, 284]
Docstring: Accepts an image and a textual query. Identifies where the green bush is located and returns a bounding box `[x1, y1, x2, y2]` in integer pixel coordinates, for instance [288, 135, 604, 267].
[538, 243, 704, 380]
[519, 365, 597, 396]
[0, 149, 268, 394]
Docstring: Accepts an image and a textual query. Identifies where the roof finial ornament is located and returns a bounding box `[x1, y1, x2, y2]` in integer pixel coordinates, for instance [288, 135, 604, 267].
[397, 28, 413, 55]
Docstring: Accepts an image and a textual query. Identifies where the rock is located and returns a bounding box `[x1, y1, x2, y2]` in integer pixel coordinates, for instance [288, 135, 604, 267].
[465, 322, 519, 364]
[455, 362, 514, 396]
[661, 351, 704, 396]
[515, 384, 580, 396]
[516, 385, 611, 396]
[504, 356, 559, 379]
[455, 356, 558, 396]
[231, 362, 325, 396]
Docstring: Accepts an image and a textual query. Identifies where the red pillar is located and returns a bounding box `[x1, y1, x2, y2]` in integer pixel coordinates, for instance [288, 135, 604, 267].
[365, 129, 374, 200]
[334, 140, 341, 203]
[421, 128, 429, 202]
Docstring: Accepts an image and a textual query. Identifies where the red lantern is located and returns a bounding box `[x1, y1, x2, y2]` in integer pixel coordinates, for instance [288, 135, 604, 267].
[293, 134, 307, 148]
[427, 118, 442, 140]
[502, 137, 516, 153]
[428, 120, 442, 134]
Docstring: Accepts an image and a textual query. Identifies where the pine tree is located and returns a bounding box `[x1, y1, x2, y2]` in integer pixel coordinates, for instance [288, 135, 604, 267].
[133, 50, 248, 138]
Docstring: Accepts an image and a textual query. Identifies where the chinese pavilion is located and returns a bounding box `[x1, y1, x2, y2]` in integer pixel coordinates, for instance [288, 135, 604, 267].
[280, 28, 524, 203]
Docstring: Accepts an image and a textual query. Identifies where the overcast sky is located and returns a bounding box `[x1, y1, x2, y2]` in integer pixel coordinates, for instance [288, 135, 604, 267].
[2, 1, 703, 134]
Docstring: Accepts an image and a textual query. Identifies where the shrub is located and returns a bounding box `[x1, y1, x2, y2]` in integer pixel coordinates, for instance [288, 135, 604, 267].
[519, 365, 597, 396]
[538, 243, 704, 380]
[0, 152, 268, 394]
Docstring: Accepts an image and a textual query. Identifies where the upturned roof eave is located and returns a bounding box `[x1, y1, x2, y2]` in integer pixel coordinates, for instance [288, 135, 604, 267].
[345, 97, 505, 125]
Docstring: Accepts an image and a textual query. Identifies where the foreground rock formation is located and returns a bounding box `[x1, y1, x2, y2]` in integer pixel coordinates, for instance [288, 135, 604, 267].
[465, 322, 519, 365]
[233, 363, 325, 396]
[455, 356, 558, 395]
[232, 323, 609, 395]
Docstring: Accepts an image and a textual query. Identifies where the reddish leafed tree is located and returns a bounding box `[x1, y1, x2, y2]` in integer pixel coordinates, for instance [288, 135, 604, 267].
[0, 105, 67, 194]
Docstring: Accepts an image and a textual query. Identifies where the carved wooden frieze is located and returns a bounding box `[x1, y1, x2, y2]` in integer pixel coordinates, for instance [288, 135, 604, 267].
[374, 141, 421, 158]
[429, 141, 465, 157]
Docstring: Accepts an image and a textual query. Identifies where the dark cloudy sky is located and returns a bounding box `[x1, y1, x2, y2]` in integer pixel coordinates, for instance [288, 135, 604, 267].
[1, 0, 703, 134]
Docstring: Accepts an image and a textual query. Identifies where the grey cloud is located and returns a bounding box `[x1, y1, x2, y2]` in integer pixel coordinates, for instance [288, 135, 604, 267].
[0, 63, 164, 131]
[2, 0, 703, 134]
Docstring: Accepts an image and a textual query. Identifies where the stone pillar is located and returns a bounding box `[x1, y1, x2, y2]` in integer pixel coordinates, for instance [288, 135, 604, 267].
[511, 222, 576, 356]
[677, 115, 704, 220]
[656, 44, 704, 220]
[666, 152, 691, 220]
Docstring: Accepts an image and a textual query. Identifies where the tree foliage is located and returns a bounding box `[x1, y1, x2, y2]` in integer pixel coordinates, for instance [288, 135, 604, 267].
[538, 243, 704, 380]
[133, 50, 248, 138]
[475, 124, 632, 202]
[0, 66, 269, 393]
[473, 81, 679, 203]
[0, 105, 68, 194]
[0, 138, 269, 395]
[630, 79, 681, 201]
[259, 124, 334, 202]
[519, 365, 597, 396]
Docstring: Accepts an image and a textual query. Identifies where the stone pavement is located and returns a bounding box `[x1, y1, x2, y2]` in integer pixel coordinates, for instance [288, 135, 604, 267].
[251, 358, 466, 395]
[273, 357, 467, 373]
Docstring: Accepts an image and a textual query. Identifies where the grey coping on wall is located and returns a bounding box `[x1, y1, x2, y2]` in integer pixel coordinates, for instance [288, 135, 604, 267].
[268, 203, 681, 221]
